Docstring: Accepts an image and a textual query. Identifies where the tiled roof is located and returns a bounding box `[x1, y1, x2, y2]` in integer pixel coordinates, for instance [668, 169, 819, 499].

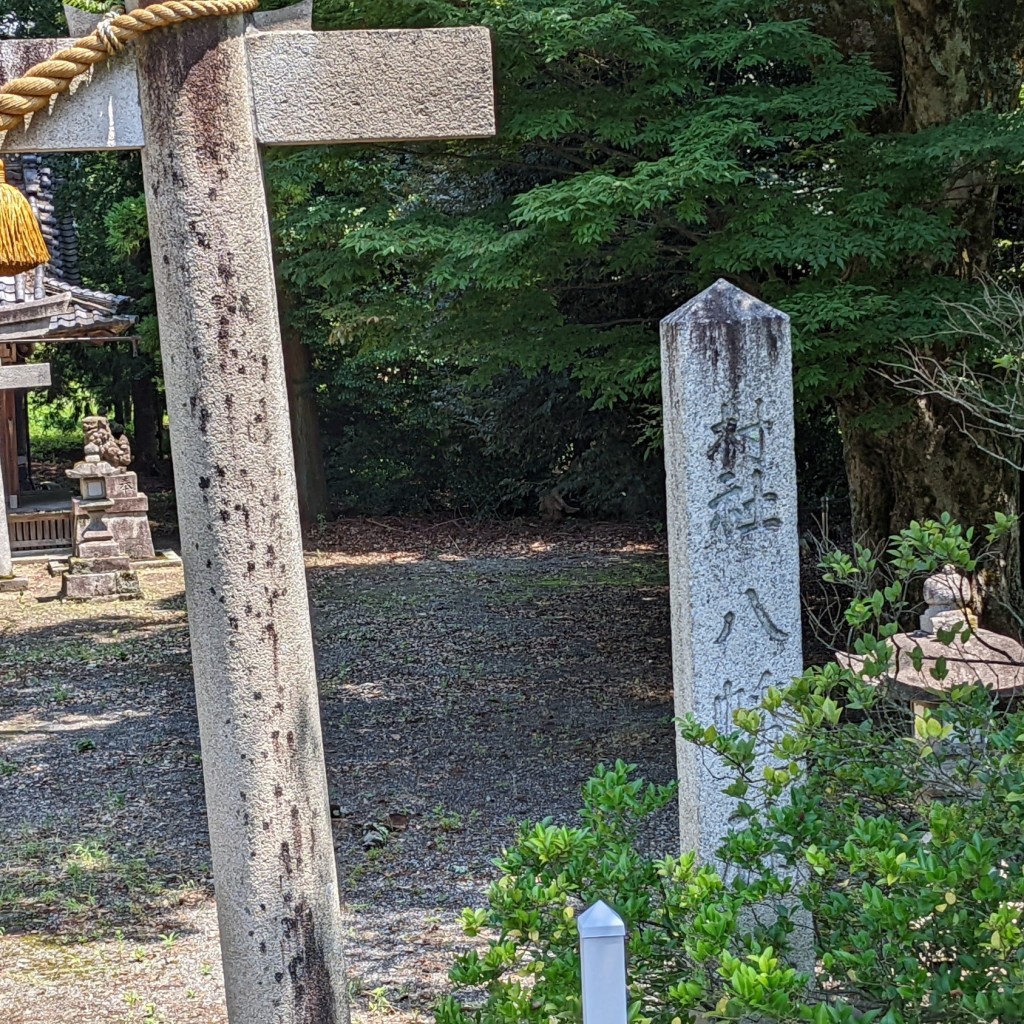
[0, 155, 136, 339]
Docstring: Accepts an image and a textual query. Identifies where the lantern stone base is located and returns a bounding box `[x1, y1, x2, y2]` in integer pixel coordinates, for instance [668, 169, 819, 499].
[61, 557, 142, 602]
[0, 575, 28, 593]
[69, 470, 155, 562]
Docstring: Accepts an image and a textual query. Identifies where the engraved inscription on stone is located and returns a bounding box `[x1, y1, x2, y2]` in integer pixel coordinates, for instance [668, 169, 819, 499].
[708, 470, 782, 539]
[714, 611, 736, 645]
[713, 671, 784, 749]
[706, 397, 782, 539]
[744, 587, 789, 643]
[707, 398, 773, 472]
[714, 588, 790, 650]
[713, 678, 749, 734]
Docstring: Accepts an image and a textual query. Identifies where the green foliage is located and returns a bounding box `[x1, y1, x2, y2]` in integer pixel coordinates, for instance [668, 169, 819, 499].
[275, 0, 1024, 419]
[310, 347, 661, 516]
[259, 0, 1021, 513]
[312, 349, 507, 516]
[442, 515, 1024, 1023]
[0, 0, 65, 38]
[63, 0, 117, 14]
[33, 153, 163, 451]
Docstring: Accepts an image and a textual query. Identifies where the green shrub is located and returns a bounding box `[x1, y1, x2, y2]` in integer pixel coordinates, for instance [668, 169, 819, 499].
[439, 515, 1024, 1024]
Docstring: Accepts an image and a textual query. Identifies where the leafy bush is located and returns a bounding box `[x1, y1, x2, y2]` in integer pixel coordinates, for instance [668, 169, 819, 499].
[439, 515, 1024, 1024]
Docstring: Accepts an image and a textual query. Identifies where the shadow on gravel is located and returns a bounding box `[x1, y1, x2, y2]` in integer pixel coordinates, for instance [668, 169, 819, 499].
[0, 546, 677, 1020]
[0, 611, 206, 943]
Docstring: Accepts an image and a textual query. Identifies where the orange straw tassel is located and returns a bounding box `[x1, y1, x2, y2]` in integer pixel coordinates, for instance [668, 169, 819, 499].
[0, 158, 51, 277]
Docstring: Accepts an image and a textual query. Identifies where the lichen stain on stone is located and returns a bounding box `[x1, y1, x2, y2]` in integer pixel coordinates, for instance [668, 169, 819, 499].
[182, 36, 236, 168]
[190, 223, 211, 250]
[265, 621, 281, 671]
[217, 259, 236, 286]
[280, 900, 339, 1023]
[286, 805, 306, 876]
[217, 315, 231, 349]
[138, 17, 229, 141]
[693, 321, 745, 395]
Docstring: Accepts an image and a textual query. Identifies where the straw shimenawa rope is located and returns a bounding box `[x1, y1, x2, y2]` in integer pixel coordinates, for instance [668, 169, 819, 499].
[0, 0, 261, 135]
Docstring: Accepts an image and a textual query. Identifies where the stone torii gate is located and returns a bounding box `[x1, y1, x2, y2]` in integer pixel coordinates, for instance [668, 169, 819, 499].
[0, 4, 494, 1022]
[0, 360, 49, 591]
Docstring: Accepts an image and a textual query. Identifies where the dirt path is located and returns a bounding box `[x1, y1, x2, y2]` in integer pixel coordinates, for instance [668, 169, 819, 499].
[0, 522, 676, 1024]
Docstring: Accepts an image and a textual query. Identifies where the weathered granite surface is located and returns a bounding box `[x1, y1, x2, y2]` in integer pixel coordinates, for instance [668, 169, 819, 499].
[0, 27, 494, 155]
[61, 558, 142, 601]
[660, 280, 804, 868]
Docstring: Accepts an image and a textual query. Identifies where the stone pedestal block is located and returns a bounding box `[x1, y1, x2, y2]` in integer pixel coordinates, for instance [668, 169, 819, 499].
[61, 558, 142, 601]
[106, 507, 155, 560]
[68, 464, 156, 563]
[0, 575, 28, 593]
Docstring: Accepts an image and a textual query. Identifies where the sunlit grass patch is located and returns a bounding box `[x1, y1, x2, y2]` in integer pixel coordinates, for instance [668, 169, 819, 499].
[0, 826, 208, 940]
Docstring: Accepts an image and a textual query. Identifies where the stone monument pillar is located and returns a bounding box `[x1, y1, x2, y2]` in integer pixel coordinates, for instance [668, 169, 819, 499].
[660, 279, 812, 972]
[660, 280, 803, 867]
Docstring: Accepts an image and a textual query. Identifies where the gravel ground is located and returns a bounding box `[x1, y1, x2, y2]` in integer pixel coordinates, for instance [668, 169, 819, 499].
[0, 520, 677, 1024]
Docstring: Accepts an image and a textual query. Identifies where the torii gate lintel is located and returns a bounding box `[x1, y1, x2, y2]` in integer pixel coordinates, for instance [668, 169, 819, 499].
[0, 11, 494, 155]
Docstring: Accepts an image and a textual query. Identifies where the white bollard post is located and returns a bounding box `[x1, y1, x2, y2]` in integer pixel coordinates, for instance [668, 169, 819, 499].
[578, 901, 628, 1024]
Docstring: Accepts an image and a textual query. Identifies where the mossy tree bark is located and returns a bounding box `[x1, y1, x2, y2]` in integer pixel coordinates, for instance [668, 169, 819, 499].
[278, 289, 328, 530]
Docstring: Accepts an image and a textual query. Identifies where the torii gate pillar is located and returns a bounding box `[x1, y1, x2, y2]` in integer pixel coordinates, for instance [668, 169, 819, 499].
[1, 4, 494, 1021]
[135, 15, 352, 1024]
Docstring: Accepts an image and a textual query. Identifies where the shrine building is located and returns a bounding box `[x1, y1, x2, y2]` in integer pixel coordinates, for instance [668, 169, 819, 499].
[1, 154, 136, 554]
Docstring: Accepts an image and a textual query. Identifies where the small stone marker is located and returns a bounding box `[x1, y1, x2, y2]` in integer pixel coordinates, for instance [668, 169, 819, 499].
[0, 360, 49, 591]
[660, 280, 803, 870]
[578, 900, 628, 1024]
[1, 6, 494, 1023]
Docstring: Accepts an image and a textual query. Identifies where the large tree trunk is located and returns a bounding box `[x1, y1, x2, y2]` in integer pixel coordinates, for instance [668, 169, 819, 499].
[279, 302, 328, 529]
[892, 0, 1024, 129]
[131, 370, 161, 475]
[838, 385, 1024, 634]
[835, 1, 1024, 631]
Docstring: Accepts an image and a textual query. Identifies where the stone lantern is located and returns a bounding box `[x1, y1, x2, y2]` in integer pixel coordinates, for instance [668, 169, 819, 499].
[61, 416, 153, 600]
[839, 565, 1024, 726]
